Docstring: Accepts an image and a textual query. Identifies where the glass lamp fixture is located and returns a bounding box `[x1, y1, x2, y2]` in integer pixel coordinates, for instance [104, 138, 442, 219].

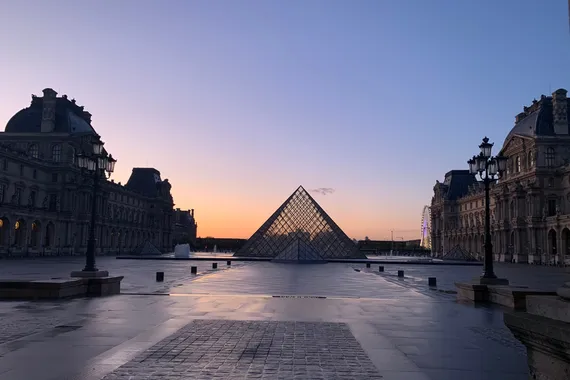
[479, 136, 493, 158]
[468, 157, 478, 174]
[495, 153, 508, 173]
[98, 156, 108, 171]
[77, 154, 87, 169]
[106, 155, 116, 173]
[488, 159, 498, 176]
[87, 159, 96, 171]
[476, 153, 487, 173]
[92, 139, 104, 155]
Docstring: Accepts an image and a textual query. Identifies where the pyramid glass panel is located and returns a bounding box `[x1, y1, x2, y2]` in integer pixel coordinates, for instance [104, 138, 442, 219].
[234, 186, 365, 259]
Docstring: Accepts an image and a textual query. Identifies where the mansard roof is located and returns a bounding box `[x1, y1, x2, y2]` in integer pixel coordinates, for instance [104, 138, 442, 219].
[4, 88, 96, 135]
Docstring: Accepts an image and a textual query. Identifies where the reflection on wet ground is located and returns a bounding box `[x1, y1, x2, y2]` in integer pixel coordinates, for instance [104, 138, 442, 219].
[0, 257, 549, 379]
[171, 262, 423, 299]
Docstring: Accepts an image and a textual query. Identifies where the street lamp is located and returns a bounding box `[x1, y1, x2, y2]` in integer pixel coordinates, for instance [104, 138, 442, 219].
[72, 136, 116, 276]
[467, 137, 509, 285]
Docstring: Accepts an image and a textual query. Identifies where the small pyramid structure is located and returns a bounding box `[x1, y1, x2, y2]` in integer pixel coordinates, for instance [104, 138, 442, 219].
[442, 245, 479, 261]
[273, 238, 326, 263]
[234, 186, 365, 260]
[133, 240, 162, 256]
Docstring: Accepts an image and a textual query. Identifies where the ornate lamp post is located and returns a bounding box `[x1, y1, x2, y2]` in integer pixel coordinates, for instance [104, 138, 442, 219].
[71, 137, 116, 277]
[467, 137, 509, 285]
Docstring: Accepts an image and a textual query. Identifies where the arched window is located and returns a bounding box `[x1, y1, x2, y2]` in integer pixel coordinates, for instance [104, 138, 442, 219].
[28, 144, 39, 159]
[52, 145, 62, 162]
[546, 147, 555, 168]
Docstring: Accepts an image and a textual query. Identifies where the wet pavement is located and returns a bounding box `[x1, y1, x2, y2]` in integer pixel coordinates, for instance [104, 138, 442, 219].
[0, 258, 560, 379]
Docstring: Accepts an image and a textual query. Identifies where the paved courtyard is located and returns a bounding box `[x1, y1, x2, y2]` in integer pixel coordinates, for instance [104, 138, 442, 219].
[0, 257, 566, 379]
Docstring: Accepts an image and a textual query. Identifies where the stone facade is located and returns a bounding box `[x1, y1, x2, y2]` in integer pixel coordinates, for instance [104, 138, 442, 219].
[431, 89, 570, 265]
[0, 88, 177, 256]
[173, 208, 197, 245]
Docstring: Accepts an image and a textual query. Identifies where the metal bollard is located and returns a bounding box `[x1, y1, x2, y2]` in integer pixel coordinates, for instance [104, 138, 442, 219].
[227, 260, 231, 266]
[156, 272, 164, 282]
[397, 270, 404, 278]
[379, 266, 384, 272]
[212, 263, 218, 269]
[366, 263, 371, 268]
[428, 277, 437, 287]
[191, 266, 197, 274]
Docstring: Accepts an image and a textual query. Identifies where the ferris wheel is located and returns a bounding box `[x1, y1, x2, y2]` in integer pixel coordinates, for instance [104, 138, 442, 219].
[420, 206, 431, 249]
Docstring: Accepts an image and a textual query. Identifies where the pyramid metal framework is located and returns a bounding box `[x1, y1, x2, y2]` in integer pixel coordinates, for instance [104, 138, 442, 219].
[132, 240, 162, 256]
[442, 245, 479, 262]
[234, 186, 365, 260]
[272, 238, 326, 263]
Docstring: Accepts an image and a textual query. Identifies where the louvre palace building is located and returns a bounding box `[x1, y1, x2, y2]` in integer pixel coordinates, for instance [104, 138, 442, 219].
[0, 88, 179, 256]
[431, 88, 570, 265]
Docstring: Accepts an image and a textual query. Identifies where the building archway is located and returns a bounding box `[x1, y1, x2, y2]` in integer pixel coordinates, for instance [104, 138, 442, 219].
[548, 229, 558, 257]
[0, 217, 9, 247]
[45, 222, 55, 248]
[30, 221, 41, 248]
[14, 219, 26, 247]
[510, 231, 516, 255]
[562, 228, 570, 257]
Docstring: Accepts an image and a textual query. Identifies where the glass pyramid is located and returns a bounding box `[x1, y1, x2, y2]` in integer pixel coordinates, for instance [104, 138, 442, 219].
[234, 186, 365, 260]
[272, 238, 325, 263]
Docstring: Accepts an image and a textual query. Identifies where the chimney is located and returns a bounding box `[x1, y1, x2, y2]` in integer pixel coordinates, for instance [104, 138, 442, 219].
[552, 88, 568, 135]
[191, 209, 194, 217]
[40, 88, 57, 133]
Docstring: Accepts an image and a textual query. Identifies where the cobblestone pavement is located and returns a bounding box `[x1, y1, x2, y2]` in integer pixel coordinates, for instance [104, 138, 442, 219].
[0, 258, 544, 379]
[103, 320, 382, 379]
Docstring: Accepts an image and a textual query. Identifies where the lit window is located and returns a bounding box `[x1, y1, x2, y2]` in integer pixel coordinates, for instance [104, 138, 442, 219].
[28, 144, 39, 159]
[15, 221, 20, 230]
[546, 147, 555, 168]
[52, 145, 62, 162]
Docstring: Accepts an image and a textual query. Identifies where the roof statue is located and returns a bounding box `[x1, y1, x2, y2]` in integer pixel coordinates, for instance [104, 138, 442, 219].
[234, 186, 365, 262]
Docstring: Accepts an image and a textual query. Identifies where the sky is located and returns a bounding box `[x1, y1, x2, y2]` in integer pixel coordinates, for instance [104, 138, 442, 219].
[1, 1, 569, 240]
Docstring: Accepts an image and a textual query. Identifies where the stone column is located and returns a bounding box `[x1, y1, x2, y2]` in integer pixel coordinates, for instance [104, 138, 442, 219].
[504, 282, 570, 380]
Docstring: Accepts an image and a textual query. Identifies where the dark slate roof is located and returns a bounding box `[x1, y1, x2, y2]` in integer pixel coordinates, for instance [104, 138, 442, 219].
[4, 90, 96, 134]
[442, 170, 477, 200]
[503, 94, 569, 147]
[125, 168, 162, 197]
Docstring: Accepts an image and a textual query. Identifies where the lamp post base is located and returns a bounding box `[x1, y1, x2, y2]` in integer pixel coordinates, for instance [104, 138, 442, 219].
[477, 276, 509, 286]
[70, 270, 109, 278]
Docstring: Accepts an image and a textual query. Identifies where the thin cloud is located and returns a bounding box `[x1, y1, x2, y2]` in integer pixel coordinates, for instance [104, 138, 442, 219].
[309, 188, 335, 196]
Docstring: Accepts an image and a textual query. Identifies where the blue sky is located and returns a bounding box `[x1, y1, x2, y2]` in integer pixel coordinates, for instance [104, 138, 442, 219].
[1, 0, 569, 239]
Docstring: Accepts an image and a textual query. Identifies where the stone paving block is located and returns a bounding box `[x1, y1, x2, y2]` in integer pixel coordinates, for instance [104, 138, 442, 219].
[103, 319, 384, 379]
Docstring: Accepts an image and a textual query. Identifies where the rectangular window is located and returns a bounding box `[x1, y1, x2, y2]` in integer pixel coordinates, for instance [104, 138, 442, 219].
[548, 199, 557, 217]
[1, 159, 7, 171]
[546, 148, 555, 168]
[19, 165, 24, 176]
[48, 194, 57, 212]
[33, 169, 37, 179]
[14, 188, 21, 205]
[0, 184, 4, 203]
[51, 173, 58, 183]
[29, 190, 36, 208]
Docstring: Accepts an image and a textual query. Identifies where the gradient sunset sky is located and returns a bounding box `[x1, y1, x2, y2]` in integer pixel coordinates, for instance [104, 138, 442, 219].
[1, 1, 569, 240]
